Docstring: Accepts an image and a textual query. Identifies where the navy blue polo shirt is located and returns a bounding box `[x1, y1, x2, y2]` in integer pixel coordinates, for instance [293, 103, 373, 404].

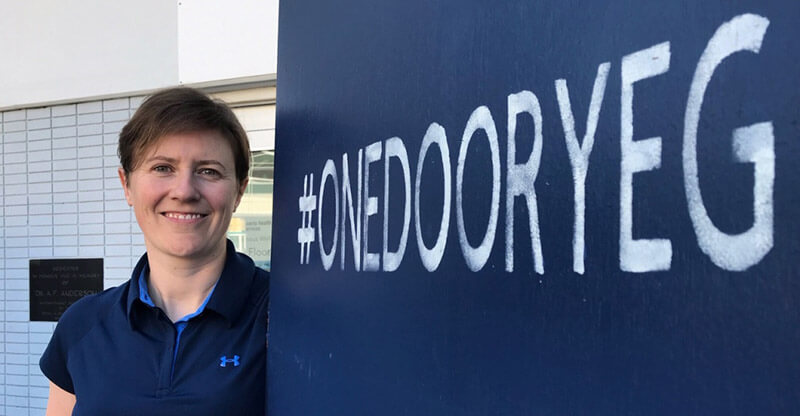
[40, 240, 269, 415]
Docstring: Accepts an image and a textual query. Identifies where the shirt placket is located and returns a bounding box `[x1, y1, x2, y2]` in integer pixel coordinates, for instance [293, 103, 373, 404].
[155, 311, 177, 397]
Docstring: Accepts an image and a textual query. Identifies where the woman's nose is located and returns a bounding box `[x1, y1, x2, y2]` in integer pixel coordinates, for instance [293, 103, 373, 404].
[169, 170, 201, 201]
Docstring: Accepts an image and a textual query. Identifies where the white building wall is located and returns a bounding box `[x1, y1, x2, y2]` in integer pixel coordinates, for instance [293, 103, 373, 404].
[1, 97, 146, 415]
[0, 0, 278, 110]
[178, 0, 279, 84]
[0, 1, 178, 109]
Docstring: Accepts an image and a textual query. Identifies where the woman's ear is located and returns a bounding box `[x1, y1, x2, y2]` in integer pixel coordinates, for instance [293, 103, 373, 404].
[118, 167, 133, 207]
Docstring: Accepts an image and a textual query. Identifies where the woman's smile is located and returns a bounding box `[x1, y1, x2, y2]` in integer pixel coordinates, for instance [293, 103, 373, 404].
[162, 211, 208, 222]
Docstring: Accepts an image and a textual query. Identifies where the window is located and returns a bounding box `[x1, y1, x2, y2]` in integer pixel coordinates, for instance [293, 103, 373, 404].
[214, 86, 275, 270]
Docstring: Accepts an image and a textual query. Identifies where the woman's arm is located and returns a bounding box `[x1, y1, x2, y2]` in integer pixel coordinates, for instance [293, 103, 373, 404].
[45, 381, 75, 416]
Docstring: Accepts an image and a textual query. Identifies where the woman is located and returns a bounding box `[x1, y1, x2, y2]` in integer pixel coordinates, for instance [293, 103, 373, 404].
[40, 87, 269, 415]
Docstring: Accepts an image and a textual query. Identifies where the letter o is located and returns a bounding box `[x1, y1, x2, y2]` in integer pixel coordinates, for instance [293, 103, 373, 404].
[318, 159, 340, 270]
[415, 123, 451, 272]
[456, 106, 500, 272]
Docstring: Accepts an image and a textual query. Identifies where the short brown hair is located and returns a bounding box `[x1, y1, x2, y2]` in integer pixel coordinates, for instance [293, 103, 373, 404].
[118, 87, 251, 184]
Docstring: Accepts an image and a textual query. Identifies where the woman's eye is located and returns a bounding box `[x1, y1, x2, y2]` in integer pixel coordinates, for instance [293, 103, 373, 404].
[153, 165, 171, 173]
[199, 168, 221, 177]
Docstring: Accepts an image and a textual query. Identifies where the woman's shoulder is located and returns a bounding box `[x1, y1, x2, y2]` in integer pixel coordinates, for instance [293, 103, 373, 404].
[40, 282, 132, 393]
[55, 283, 130, 338]
[253, 265, 270, 282]
[229, 248, 269, 295]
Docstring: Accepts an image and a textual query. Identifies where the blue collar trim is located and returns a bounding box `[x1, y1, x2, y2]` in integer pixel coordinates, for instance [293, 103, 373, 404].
[137, 266, 217, 324]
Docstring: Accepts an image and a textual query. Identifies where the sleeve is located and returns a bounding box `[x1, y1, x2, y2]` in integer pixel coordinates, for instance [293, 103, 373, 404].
[39, 314, 76, 394]
[39, 291, 104, 395]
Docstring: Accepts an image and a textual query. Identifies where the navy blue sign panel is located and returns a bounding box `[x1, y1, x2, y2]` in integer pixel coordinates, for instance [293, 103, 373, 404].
[270, 1, 800, 414]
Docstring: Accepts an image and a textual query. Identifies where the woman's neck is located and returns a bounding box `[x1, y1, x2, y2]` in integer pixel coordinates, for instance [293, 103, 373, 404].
[145, 245, 226, 323]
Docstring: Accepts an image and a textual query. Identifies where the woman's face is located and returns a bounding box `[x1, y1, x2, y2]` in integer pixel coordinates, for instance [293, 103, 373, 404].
[119, 131, 247, 262]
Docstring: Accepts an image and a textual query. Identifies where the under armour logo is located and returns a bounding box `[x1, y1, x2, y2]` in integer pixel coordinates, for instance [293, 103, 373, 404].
[219, 355, 240, 367]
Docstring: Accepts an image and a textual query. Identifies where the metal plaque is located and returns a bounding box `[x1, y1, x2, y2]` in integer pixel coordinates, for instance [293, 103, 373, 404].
[30, 258, 104, 322]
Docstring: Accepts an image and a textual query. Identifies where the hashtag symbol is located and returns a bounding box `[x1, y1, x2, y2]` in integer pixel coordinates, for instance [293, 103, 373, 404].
[297, 173, 317, 264]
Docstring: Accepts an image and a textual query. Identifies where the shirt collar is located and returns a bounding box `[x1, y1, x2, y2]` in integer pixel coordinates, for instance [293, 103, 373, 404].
[127, 240, 256, 328]
[136, 265, 217, 320]
[137, 267, 156, 307]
